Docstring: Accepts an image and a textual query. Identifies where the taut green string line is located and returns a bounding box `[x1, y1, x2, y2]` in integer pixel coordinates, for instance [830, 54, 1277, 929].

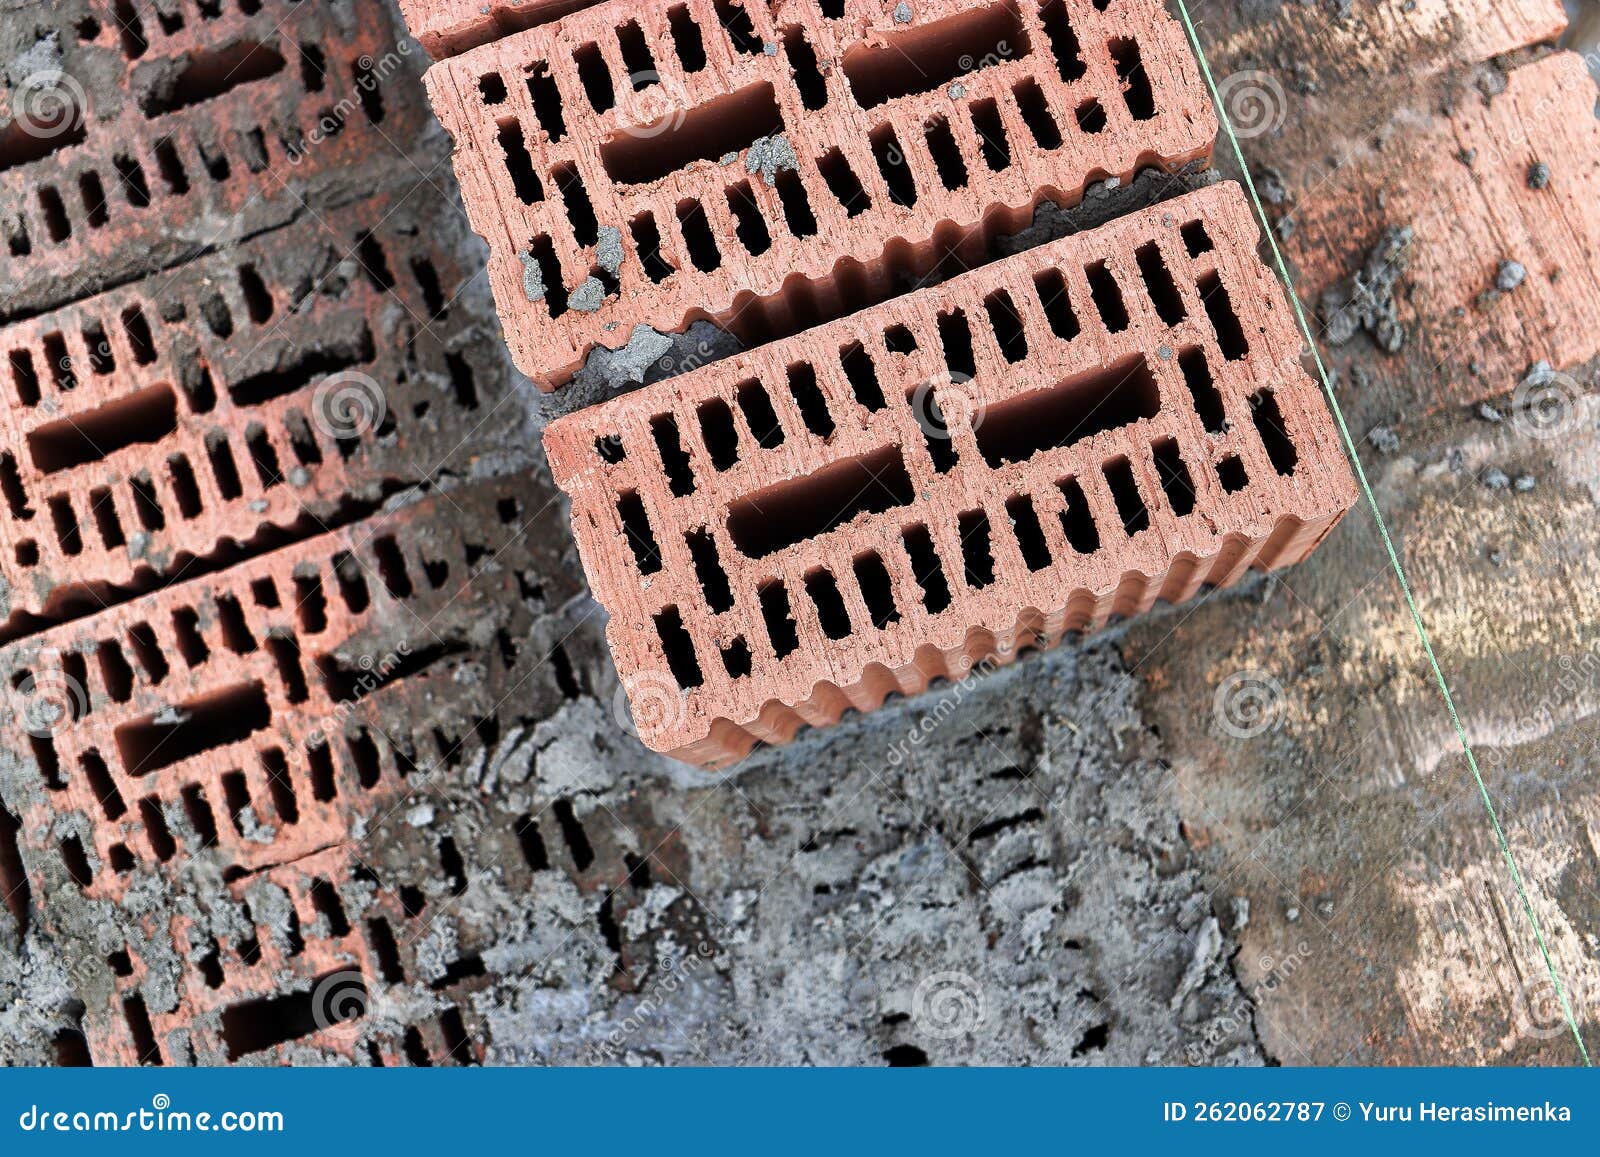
[1173, 0, 1590, 1064]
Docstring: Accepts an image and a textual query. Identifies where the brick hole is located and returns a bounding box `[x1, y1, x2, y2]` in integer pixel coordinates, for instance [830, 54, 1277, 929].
[123, 993, 163, 1065]
[440, 1009, 475, 1064]
[266, 633, 309, 703]
[127, 621, 168, 684]
[596, 433, 627, 464]
[1085, 260, 1128, 332]
[630, 212, 676, 282]
[574, 42, 616, 113]
[198, 140, 230, 182]
[0, 90, 87, 171]
[116, 154, 152, 207]
[59, 831, 93, 885]
[108, 948, 134, 977]
[423, 556, 450, 589]
[8, 349, 41, 405]
[611, 81, 784, 189]
[726, 181, 773, 255]
[687, 529, 734, 611]
[153, 137, 189, 194]
[938, 308, 978, 380]
[439, 835, 469, 895]
[244, 424, 282, 488]
[818, 148, 870, 217]
[1216, 454, 1249, 493]
[82, 321, 114, 374]
[1173, 346, 1225, 434]
[499, 119, 545, 203]
[721, 637, 753, 678]
[715, 0, 765, 55]
[803, 569, 852, 639]
[181, 783, 220, 848]
[352, 55, 385, 123]
[1075, 96, 1106, 134]
[1249, 389, 1298, 475]
[1181, 219, 1213, 257]
[784, 27, 828, 110]
[205, 431, 244, 499]
[654, 606, 705, 687]
[984, 290, 1028, 363]
[924, 115, 969, 191]
[199, 291, 234, 338]
[786, 362, 834, 437]
[1038, 0, 1087, 82]
[31, 729, 64, 789]
[819, 0, 845, 16]
[215, 593, 257, 652]
[250, 576, 279, 608]
[116, 681, 271, 776]
[108, 842, 134, 872]
[48, 495, 83, 556]
[82, 749, 127, 819]
[1005, 494, 1053, 571]
[516, 814, 550, 871]
[220, 969, 366, 1060]
[196, 939, 225, 988]
[977, 352, 1158, 468]
[399, 884, 426, 917]
[618, 21, 658, 89]
[668, 4, 707, 71]
[155, 6, 183, 34]
[617, 491, 663, 574]
[80, 171, 110, 228]
[900, 523, 952, 613]
[373, 535, 414, 598]
[261, 747, 299, 823]
[736, 378, 785, 448]
[403, 1027, 433, 1066]
[884, 323, 917, 354]
[773, 169, 818, 238]
[479, 71, 508, 106]
[138, 40, 286, 118]
[1135, 242, 1185, 325]
[293, 573, 328, 633]
[5, 218, 30, 257]
[98, 639, 136, 702]
[526, 235, 569, 316]
[309, 876, 349, 935]
[526, 64, 569, 144]
[696, 398, 739, 469]
[27, 383, 178, 474]
[853, 551, 901, 629]
[957, 509, 996, 589]
[0, 451, 33, 518]
[840, 341, 884, 410]
[332, 552, 370, 613]
[1103, 457, 1149, 534]
[346, 728, 381, 789]
[298, 41, 329, 93]
[129, 471, 165, 530]
[38, 186, 70, 242]
[171, 606, 209, 666]
[1108, 37, 1156, 121]
[43, 332, 75, 390]
[355, 233, 395, 290]
[1057, 477, 1101, 552]
[1197, 272, 1248, 359]
[306, 739, 336, 802]
[969, 98, 1011, 171]
[140, 797, 176, 860]
[1152, 438, 1196, 516]
[180, 358, 217, 412]
[728, 445, 913, 558]
[1013, 78, 1062, 150]
[844, 4, 1028, 108]
[551, 798, 595, 870]
[759, 579, 800, 657]
[15, 540, 38, 567]
[870, 125, 917, 208]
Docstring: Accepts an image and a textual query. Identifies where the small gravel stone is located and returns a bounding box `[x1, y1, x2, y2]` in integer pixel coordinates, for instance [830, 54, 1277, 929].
[1483, 467, 1510, 490]
[1495, 260, 1526, 292]
[1476, 402, 1503, 424]
[1527, 161, 1550, 190]
[1514, 474, 1536, 492]
[893, 1, 913, 21]
[1368, 425, 1400, 455]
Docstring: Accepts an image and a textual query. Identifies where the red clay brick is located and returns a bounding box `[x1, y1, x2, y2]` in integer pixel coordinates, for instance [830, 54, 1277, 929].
[0, 191, 511, 639]
[545, 182, 1358, 766]
[423, 0, 1217, 387]
[0, 0, 430, 319]
[400, 0, 601, 59]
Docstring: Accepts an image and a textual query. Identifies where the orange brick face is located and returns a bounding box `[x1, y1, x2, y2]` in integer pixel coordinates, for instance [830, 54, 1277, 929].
[545, 183, 1358, 766]
[399, 0, 602, 58]
[422, 0, 1217, 387]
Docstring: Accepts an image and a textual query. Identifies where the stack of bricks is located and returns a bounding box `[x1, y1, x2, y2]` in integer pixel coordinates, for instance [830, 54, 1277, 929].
[402, 0, 1358, 764]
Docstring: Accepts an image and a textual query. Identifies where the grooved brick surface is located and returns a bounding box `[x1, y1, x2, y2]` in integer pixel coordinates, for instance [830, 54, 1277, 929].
[424, 0, 1216, 387]
[400, 0, 600, 59]
[545, 183, 1358, 766]
[0, 0, 430, 321]
[0, 189, 508, 640]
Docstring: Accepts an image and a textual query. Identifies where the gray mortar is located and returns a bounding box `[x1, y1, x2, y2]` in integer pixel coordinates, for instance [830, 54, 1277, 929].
[745, 134, 798, 187]
[1319, 224, 1413, 352]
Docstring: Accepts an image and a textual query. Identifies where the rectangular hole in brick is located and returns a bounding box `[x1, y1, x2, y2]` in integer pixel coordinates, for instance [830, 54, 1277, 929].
[938, 308, 978, 380]
[1136, 242, 1186, 324]
[137, 39, 285, 117]
[1038, 0, 1086, 81]
[168, 454, 202, 518]
[924, 115, 968, 190]
[603, 81, 782, 186]
[728, 445, 913, 558]
[787, 362, 834, 437]
[0, 83, 86, 172]
[347, 729, 381, 789]
[267, 633, 309, 703]
[1176, 346, 1225, 433]
[82, 749, 126, 819]
[215, 594, 257, 653]
[116, 155, 151, 206]
[871, 125, 917, 207]
[294, 573, 328, 633]
[527, 235, 569, 317]
[970, 98, 1011, 171]
[976, 352, 1158, 468]
[552, 163, 599, 247]
[1075, 97, 1106, 134]
[44, 333, 75, 390]
[80, 171, 108, 227]
[307, 739, 336, 802]
[221, 969, 366, 1060]
[1086, 261, 1129, 332]
[124, 993, 163, 1065]
[205, 431, 242, 499]
[726, 181, 772, 255]
[181, 783, 219, 848]
[262, 747, 298, 824]
[1182, 219, 1213, 257]
[1014, 78, 1062, 150]
[676, 199, 722, 272]
[687, 529, 734, 612]
[1109, 37, 1156, 120]
[1005, 494, 1052, 571]
[9, 349, 41, 406]
[1198, 272, 1248, 360]
[153, 137, 188, 193]
[957, 509, 995, 588]
[819, 148, 870, 217]
[574, 42, 615, 114]
[617, 491, 663, 574]
[498, 119, 544, 204]
[180, 359, 216, 414]
[412, 258, 447, 320]
[853, 551, 900, 629]
[332, 553, 370, 613]
[239, 264, 272, 323]
[516, 814, 550, 872]
[90, 486, 124, 549]
[356, 233, 395, 291]
[83, 321, 114, 374]
[840, 341, 884, 410]
[130, 472, 165, 530]
[116, 681, 271, 776]
[5, 219, 29, 257]
[1152, 438, 1197, 516]
[919, 402, 959, 475]
[32, 731, 63, 791]
[759, 580, 800, 658]
[901, 524, 952, 613]
[49, 495, 82, 556]
[480, 70, 506, 105]
[0, 802, 28, 933]
[525, 63, 566, 141]
[1217, 455, 1248, 493]
[353, 55, 385, 123]
[98, 640, 135, 702]
[127, 622, 167, 684]
[804, 569, 852, 639]
[630, 212, 676, 282]
[228, 326, 374, 406]
[984, 290, 1028, 363]
[721, 637, 753, 678]
[200, 292, 234, 339]
[783, 27, 828, 109]
[140, 797, 176, 861]
[737, 379, 785, 448]
[618, 22, 657, 88]
[172, 607, 209, 666]
[843, 3, 1027, 108]
[773, 169, 817, 238]
[1058, 476, 1102, 553]
[655, 607, 705, 687]
[373, 536, 414, 598]
[716, 0, 764, 54]
[367, 917, 404, 983]
[884, 324, 918, 355]
[245, 424, 281, 488]
[39, 186, 71, 243]
[1103, 457, 1149, 534]
[310, 876, 348, 935]
[27, 383, 178, 474]
[1249, 389, 1299, 475]
[1, 452, 34, 517]
[697, 398, 739, 469]
[652, 414, 697, 495]
[669, 5, 707, 71]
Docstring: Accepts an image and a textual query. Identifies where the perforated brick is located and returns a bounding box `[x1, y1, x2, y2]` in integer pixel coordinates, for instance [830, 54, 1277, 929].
[423, 0, 1216, 387]
[0, 189, 512, 641]
[400, 0, 600, 59]
[545, 183, 1358, 766]
[0, 0, 430, 320]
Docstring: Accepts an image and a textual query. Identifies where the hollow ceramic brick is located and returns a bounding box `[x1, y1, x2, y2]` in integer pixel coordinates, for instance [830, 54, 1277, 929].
[422, 0, 1217, 387]
[398, 0, 604, 58]
[545, 182, 1359, 766]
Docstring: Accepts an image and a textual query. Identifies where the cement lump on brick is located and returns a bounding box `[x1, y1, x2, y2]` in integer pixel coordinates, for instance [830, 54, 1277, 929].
[745, 133, 798, 187]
